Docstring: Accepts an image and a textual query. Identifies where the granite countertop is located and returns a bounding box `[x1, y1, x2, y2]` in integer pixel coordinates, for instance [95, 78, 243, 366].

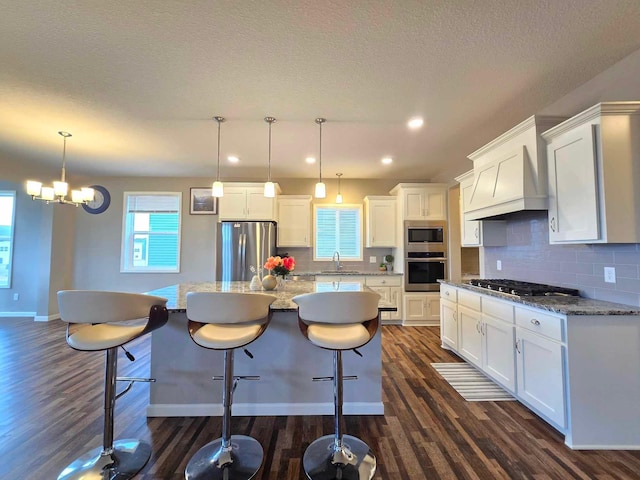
[298, 271, 403, 276]
[147, 280, 396, 313]
[440, 280, 640, 316]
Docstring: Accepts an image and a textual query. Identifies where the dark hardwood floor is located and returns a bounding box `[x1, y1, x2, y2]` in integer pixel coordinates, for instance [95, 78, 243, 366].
[1, 318, 639, 479]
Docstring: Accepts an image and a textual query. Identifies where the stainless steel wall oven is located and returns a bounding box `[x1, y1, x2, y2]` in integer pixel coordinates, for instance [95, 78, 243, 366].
[404, 220, 447, 291]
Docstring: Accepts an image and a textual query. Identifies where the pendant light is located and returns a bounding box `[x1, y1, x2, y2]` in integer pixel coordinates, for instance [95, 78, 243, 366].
[211, 116, 225, 197]
[314, 117, 326, 198]
[264, 116, 276, 198]
[335, 173, 343, 204]
[26, 131, 94, 206]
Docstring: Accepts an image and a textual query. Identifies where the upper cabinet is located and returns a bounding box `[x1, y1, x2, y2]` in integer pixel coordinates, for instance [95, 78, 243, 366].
[218, 183, 281, 221]
[542, 102, 640, 244]
[277, 195, 311, 247]
[364, 196, 397, 247]
[455, 170, 506, 247]
[390, 183, 448, 221]
[465, 115, 567, 221]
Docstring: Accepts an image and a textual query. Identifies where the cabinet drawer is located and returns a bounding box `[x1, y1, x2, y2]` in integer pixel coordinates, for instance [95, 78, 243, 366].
[515, 306, 564, 341]
[440, 284, 457, 302]
[366, 276, 402, 287]
[482, 296, 514, 323]
[458, 289, 481, 311]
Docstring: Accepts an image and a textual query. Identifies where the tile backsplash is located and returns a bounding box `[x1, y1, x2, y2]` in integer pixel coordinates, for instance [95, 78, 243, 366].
[277, 247, 395, 273]
[483, 211, 640, 306]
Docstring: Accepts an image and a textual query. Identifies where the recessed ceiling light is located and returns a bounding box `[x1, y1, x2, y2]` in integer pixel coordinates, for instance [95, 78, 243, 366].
[382, 157, 393, 165]
[228, 156, 239, 163]
[305, 157, 316, 164]
[407, 117, 424, 129]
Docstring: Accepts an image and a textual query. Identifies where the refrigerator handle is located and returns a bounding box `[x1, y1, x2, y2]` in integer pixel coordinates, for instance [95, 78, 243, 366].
[241, 233, 247, 280]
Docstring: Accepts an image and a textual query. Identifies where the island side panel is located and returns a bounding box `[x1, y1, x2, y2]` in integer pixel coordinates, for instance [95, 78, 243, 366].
[148, 310, 383, 416]
[564, 314, 640, 449]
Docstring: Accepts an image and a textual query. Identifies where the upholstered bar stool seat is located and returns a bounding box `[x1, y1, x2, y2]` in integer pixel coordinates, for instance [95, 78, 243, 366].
[57, 290, 168, 480]
[185, 292, 276, 480]
[292, 291, 381, 480]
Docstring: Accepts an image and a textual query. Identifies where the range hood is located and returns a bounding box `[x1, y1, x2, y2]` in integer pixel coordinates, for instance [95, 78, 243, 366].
[464, 115, 567, 221]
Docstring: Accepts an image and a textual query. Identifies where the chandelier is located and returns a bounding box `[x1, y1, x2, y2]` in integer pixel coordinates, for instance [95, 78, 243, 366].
[26, 132, 94, 206]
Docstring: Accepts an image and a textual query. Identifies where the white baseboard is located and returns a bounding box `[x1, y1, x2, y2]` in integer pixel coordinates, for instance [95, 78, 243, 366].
[147, 401, 385, 418]
[565, 441, 640, 450]
[34, 313, 61, 322]
[0, 311, 37, 318]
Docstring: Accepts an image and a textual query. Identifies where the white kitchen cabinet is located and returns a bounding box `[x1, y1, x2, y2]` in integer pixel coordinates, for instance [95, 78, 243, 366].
[455, 170, 506, 247]
[364, 196, 397, 247]
[542, 102, 640, 244]
[516, 326, 565, 428]
[390, 183, 448, 221]
[440, 282, 640, 448]
[402, 292, 439, 326]
[482, 314, 516, 392]
[218, 183, 280, 221]
[440, 298, 458, 349]
[277, 195, 311, 247]
[365, 275, 403, 324]
[457, 304, 482, 367]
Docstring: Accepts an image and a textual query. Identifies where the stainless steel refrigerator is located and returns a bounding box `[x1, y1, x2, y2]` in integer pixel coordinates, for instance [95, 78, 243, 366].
[215, 221, 277, 282]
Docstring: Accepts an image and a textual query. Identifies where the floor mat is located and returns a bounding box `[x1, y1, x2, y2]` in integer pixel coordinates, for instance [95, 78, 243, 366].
[431, 362, 516, 401]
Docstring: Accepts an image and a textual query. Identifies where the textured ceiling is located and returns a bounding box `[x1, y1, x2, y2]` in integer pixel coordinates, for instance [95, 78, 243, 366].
[1, 0, 640, 181]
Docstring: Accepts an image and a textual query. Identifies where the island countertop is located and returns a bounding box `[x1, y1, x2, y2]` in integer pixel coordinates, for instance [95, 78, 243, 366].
[147, 280, 396, 312]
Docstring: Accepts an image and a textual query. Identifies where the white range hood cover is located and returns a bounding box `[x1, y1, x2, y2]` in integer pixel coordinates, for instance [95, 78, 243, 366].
[464, 115, 567, 221]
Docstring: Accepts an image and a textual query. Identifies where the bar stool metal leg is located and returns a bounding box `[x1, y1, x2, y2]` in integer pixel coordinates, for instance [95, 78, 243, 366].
[58, 347, 152, 480]
[302, 350, 376, 480]
[185, 349, 264, 480]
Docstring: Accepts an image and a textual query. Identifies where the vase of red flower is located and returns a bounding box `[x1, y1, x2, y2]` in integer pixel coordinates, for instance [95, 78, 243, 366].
[263, 255, 296, 289]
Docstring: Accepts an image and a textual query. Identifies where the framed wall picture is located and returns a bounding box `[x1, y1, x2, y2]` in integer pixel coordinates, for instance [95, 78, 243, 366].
[190, 187, 217, 215]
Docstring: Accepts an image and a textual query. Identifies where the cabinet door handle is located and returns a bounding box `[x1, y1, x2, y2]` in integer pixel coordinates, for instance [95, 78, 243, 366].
[550, 216, 556, 232]
[530, 319, 541, 326]
[515, 339, 521, 354]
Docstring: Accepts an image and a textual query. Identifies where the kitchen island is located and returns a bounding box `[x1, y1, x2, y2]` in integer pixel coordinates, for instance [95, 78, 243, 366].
[144, 280, 394, 417]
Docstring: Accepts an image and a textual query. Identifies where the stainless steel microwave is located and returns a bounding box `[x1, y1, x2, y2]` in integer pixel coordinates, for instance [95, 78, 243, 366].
[404, 220, 447, 253]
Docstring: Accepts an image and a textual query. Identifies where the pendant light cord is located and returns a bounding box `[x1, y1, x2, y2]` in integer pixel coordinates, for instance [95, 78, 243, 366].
[216, 119, 221, 181]
[268, 120, 272, 182]
[318, 120, 323, 182]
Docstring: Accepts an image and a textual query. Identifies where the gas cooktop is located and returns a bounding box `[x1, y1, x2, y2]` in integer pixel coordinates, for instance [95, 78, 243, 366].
[467, 279, 580, 297]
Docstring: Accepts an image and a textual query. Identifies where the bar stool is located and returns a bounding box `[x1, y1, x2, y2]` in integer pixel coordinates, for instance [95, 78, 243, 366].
[56, 290, 168, 480]
[185, 291, 276, 480]
[292, 290, 381, 480]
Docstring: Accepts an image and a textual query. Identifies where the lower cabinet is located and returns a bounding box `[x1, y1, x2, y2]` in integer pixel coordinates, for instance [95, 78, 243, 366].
[439, 283, 640, 448]
[315, 274, 403, 324]
[365, 276, 403, 324]
[482, 314, 516, 392]
[458, 305, 482, 367]
[440, 298, 458, 349]
[403, 292, 439, 326]
[515, 324, 566, 428]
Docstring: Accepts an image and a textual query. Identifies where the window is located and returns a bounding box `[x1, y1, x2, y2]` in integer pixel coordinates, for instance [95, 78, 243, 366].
[0, 191, 16, 288]
[314, 204, 362, 261]
[121, 192, 182, 273]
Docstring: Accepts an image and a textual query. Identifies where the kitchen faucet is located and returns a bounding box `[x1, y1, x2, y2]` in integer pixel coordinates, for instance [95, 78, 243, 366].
[332, 251, 341, 271]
